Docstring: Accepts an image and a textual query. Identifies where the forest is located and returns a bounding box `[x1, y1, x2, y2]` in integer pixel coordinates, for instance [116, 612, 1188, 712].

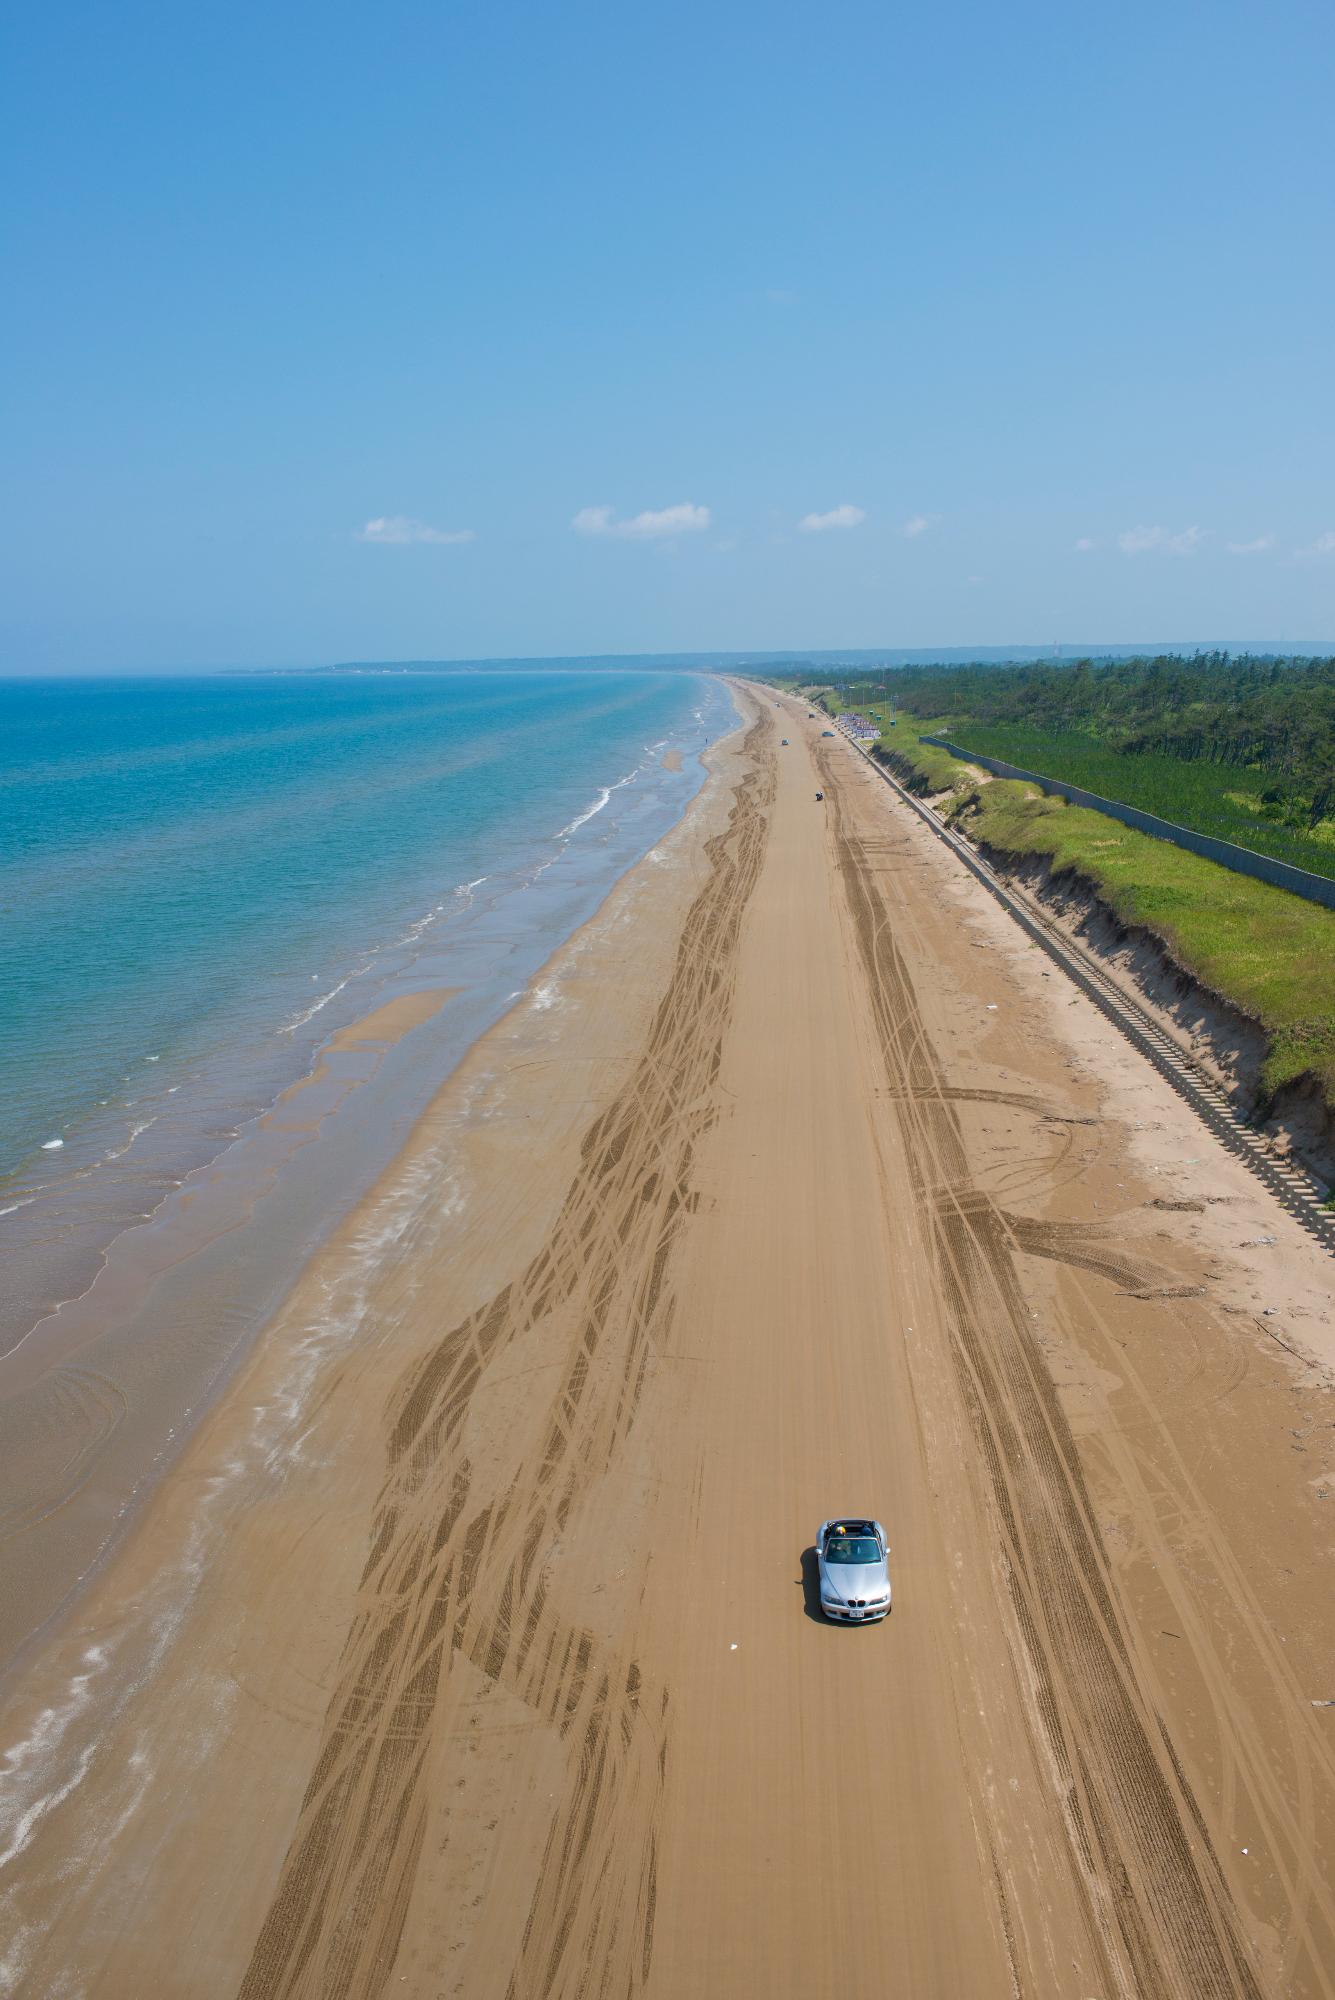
[810, 654, 1335, 878]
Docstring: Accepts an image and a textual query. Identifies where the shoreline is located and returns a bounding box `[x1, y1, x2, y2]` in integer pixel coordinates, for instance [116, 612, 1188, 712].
[0, 699, 757, 1955]
[0, 672, 736, 1368]
[0, 684, 742, 1684]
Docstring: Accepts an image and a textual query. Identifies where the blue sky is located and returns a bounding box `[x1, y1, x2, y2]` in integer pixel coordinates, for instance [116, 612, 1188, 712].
[3, 0, 1333, 671]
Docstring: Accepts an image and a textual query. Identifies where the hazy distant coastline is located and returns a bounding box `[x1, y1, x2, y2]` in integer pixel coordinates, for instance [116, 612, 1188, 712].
[8, 642, 1333, 682]
[245, 640, 1335, 678]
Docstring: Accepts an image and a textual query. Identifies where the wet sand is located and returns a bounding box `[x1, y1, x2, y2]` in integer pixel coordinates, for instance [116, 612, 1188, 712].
[261, 991, 459, 1120]
[2, 687, 1333, 1998]
[0, 984, 483, 1675]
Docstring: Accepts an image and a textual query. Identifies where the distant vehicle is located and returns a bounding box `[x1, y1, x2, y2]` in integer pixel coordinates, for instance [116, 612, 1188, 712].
[820, 729, 835, 738]
[815, 790, 823, 801]
[808, 712, 816, 719]
[815, 1518, 891, 1622]
[781, 737, 789, 745]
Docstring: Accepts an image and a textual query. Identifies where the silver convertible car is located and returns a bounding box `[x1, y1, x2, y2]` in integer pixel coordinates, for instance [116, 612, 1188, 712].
[815, 1518, 892, 1622]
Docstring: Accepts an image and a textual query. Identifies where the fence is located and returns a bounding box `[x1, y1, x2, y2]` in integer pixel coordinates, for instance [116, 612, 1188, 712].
[919, 737, 1335, 913]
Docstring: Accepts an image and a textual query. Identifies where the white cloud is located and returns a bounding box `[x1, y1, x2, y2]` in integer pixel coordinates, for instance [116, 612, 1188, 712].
[798, 504, 866, 534]
[572, 502, 710, 541]
[1226, 534, 1276, 554]
[1295, 530, 1335, 560]
[1117, 524, 1163, 554]
[1074, 536, 1097, 552]
[356, 515, 474, 545]
[1117, 524, 1207, 556]
[900, 513, 937, 538]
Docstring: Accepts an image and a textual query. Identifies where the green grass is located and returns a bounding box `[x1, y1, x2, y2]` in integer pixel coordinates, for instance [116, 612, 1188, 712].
[958, 778, 1335, 1103]
[771, 673, 1335, 1117]
[867, 713, 976, 795]
[937, 722, 1335, 883]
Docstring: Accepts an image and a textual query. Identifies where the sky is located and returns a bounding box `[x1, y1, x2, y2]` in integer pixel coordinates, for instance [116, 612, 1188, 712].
[3, 0, 1334, 672]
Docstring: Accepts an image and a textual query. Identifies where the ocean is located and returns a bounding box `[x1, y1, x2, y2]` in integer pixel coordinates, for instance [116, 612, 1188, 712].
[0, 668, 737, 1370]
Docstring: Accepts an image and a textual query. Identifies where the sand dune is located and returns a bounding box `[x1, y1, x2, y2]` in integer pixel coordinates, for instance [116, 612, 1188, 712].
[2, 687, 1333, 1998]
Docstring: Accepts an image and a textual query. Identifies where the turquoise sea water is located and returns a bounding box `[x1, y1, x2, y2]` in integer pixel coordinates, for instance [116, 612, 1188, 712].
[0, 668, 735, 1353]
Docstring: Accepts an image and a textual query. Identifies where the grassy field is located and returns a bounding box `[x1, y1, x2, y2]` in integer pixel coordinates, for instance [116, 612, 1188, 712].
[945, 761, 1335, 1105]
[866, 713, 971, 795]
[937, 721, 1335, 882]
[943, 764, 1327, 1112]
[766, 672, 1335, 1124]
[795, 674, 1335, 881]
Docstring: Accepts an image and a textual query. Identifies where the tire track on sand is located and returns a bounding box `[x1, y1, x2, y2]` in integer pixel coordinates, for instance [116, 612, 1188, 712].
[237, 716, 774, 2000]
[823, 765, 1265, 2000]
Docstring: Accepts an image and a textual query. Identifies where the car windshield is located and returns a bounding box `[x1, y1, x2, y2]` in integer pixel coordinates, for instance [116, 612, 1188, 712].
[824, 1536, 880, 1564]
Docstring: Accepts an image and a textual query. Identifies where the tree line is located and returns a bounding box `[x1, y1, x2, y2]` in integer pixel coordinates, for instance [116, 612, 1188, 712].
[870, 654, 1335, 822]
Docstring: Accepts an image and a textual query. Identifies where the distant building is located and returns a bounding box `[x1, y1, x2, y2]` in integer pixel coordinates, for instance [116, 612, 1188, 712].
[836, 712, 879, 742]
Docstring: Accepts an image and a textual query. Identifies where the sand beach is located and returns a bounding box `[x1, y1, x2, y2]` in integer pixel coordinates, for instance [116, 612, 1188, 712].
[2, 685, 1333, 1998]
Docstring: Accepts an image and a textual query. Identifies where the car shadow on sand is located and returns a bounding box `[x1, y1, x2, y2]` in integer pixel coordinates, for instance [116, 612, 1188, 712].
[798, 1546, 829, 1623]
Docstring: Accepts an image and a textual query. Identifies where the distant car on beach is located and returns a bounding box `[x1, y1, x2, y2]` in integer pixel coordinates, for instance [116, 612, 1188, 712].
[815, 1518, 892, 1622]
[820, 729, 835, 738]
